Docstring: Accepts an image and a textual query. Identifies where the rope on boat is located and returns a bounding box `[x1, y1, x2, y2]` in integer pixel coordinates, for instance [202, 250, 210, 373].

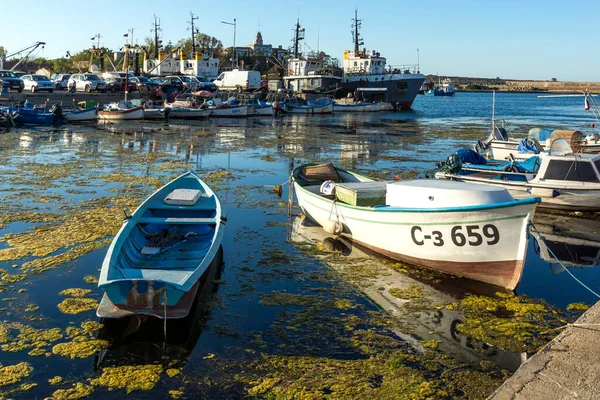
[163, 292, 168, 340]
[529, 222, 600, 299]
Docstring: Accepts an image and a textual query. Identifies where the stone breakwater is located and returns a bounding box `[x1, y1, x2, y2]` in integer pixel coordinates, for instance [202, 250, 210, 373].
[490, 81, 600, 93]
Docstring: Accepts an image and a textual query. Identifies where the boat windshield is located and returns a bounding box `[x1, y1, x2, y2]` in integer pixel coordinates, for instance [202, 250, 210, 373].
[0, 71, 17, 78]
[547, 138, 573, 155]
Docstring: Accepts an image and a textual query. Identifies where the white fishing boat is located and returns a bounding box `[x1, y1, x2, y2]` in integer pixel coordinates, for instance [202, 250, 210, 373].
[63, 107, 98, 122]
[143, 108, 168, 120]
[98, 100, 144, 121]
[168, 108, 212, 119]
[435, 145, 600, 212]
[210, 105, 249, 118]
[476, 123, 600, 160]
[285, 102, 333, 115]
[292, 163, 540, 289]
[333, 101, 391, 112]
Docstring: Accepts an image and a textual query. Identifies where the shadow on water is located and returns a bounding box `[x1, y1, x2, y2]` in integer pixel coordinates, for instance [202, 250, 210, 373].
[94, 246, 224, 370]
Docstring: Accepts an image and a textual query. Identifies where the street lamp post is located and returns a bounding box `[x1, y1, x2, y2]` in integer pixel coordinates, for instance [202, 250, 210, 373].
[221, 19, 236, 69]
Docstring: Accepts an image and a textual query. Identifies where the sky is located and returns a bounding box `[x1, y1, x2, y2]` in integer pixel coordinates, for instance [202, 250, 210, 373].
[1, 0, 599, 81]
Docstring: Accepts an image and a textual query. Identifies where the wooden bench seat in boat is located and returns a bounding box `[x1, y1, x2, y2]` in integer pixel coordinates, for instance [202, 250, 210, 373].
[138, 217, 217, 224]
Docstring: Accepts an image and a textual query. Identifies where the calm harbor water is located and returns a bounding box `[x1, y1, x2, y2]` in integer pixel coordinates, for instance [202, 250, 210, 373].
[0, 92, 598, 399]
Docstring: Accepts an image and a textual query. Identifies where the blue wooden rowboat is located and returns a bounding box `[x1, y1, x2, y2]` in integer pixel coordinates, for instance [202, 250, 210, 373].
[97, 171, 225, 319]
[9, 104, 64, 125]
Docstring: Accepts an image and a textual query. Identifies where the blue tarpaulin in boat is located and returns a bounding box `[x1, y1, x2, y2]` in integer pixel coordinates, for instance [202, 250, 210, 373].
[456, 148, 487, 165]
[462, 156, 541, 174]
[528, 128, 554, 143]
[517, 138, 541, 154]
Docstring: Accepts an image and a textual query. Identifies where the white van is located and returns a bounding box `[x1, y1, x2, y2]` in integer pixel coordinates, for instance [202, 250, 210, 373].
[213, 69, 260, 91]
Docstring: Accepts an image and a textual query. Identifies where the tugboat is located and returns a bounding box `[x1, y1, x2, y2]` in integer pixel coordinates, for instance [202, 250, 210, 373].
[337, 9, 425, 110]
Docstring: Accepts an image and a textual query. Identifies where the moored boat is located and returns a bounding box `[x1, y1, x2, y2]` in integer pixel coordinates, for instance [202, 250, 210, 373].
[435, 146, 600, 212]
[8, 101, 63, 125]
[292, 163, 540, 289]
[285, 102, 333, 115]
[99, 100, 144, 121]
[64, 107, 98, 122]
[333, 101, 390, 112]
[97, 171, 225, 318]
[210, 104, 249, 117]
[167, 107, 212, 119]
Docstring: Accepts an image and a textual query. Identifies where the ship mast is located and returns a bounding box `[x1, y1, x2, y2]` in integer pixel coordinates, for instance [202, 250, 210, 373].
[351, 8, 363, 56]
[152, 15, 161, 59]
[293, 18, 305, 58]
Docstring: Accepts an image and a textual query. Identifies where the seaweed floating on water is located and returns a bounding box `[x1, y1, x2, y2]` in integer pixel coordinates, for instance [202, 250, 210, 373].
[0, 362, 32, 387]
[52, 336, 109, 359]
[59, 288, 92, 298]
[52, 382, 94, 400]
[57, 298, 99, 315]
[446, 292, 566, 353]
[83, 275, 99, 284]
[90, 364, 164, 393]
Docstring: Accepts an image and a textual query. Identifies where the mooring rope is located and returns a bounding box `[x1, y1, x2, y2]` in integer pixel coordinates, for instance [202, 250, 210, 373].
[529, 222, 600, 299]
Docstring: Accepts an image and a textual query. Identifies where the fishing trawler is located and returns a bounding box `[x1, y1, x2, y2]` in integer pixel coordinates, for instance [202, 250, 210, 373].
[282, 10, 424, 110]
[337, 9, 425, 110]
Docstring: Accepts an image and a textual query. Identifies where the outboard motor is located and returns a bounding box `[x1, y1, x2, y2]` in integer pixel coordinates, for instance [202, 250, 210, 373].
[50, 103, 63, 122]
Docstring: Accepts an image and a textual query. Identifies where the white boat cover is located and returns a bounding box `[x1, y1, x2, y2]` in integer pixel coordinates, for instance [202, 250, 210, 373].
[386, 180, 514, 208]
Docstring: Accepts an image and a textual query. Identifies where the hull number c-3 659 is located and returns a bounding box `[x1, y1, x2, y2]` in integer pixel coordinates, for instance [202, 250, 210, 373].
[410, 224, 500, 247]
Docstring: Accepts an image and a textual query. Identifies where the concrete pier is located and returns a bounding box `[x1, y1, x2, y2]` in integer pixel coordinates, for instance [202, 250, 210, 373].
[489, 301, 600, 400]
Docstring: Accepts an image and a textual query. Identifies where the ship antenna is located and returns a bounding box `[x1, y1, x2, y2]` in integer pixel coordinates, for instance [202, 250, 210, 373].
[352, 8, 363, 55]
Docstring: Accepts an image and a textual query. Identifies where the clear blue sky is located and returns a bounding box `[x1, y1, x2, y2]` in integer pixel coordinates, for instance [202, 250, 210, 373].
[2, 0, 598, 81]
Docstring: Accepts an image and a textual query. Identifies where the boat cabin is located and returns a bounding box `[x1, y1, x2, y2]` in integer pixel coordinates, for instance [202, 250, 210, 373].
[343, 49, 387, 75]
[532, 153, 600, 185]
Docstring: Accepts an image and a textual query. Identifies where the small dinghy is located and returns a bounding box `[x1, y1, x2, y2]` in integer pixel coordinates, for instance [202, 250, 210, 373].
[97, 171, 225, 319]
[292, 163, 540, 289]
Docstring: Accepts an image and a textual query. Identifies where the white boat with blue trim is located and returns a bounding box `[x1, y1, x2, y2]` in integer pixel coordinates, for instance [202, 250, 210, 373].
[97, 171, 224, 319]
[292, 163, 540, 289]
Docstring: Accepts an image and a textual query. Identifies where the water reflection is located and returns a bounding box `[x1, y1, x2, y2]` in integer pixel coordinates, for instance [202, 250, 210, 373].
[290, 215, 523, 371]
[531, 214, 600, 273]
[94, 246, 224, 370]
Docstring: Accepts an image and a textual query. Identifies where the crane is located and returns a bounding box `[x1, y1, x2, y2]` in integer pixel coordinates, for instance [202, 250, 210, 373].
[0, 41, 46, 71]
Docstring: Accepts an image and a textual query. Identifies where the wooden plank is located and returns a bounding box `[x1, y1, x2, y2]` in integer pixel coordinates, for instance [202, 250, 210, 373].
[138, 217, 217, 224]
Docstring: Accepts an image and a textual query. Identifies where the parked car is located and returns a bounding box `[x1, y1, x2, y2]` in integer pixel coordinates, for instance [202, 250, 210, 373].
[157, 77, 185, 92]
[132, 76, 159, 92]
[0, 70, 24, 92]
[195, 76, 217, 92]
[50, 74, 71, 90]
[165, 75, 198, 91]
[104, 76, 135, 93]
[101, 71, 135, 81]
[22, 74, 55, 93]
[67, 73, 107, 93]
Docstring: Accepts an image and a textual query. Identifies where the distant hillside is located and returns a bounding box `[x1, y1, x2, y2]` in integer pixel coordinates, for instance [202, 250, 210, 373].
[425, 75, 600, 93]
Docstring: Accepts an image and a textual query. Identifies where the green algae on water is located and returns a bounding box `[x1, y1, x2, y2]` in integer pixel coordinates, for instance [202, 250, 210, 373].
[90, 364, 163, 393]
[0, 362, 32, 387]
[57, 298, 99, 315]
[52, 382, 94, 400]
[59, 288, 92, 298]
[447, 293, 565, 352]
[52, 336, 109, 359]
[83, 275, 99, 284]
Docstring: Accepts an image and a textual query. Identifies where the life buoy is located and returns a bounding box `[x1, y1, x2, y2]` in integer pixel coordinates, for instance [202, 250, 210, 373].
[359, 69, 366, 75]
[288, 69, 294, 75]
